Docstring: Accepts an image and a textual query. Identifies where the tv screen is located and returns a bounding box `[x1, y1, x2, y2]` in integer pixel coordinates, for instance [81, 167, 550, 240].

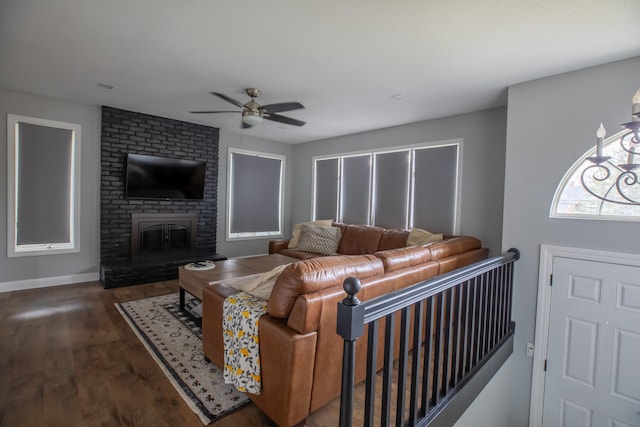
[126, 154, 206, 200]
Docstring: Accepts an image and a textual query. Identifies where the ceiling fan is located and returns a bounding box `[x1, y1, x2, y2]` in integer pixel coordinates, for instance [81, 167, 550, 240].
[191, 88, 305, 128]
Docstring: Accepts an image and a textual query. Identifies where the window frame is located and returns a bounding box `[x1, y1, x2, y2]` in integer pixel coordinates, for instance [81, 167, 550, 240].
[226, 148, 285, 241]
[7, 114, 81, 257]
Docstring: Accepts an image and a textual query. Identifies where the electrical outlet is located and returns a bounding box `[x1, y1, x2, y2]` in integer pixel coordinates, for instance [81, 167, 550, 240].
[526, 342, 534, 357]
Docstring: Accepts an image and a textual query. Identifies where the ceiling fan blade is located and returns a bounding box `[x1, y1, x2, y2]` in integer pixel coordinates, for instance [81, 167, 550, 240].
[262, 102, 305, 114]
[211, 92, 245, 109]
[190, 110, 239, 114]
[265, 113, 306, 127]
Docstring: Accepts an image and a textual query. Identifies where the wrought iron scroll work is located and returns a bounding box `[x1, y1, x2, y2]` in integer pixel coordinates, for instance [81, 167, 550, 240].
[582, 116, 640, 206]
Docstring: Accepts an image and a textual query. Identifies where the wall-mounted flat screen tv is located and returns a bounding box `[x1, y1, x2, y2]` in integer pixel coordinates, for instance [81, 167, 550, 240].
[126, 153, 206, 200]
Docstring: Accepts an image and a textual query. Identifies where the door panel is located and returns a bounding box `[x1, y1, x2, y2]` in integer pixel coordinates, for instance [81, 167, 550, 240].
[543, 257, 640, 427]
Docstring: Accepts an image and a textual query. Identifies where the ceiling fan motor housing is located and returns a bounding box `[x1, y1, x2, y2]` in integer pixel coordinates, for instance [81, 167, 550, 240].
[244, 99, 261, 113]
[242, 109, 263, 125]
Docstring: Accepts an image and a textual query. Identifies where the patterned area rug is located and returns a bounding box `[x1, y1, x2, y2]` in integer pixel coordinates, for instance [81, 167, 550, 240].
[116, 293, 250, 424]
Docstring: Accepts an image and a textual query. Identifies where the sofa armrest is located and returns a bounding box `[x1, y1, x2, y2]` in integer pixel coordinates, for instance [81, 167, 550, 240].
[269, 239, 290, 254]
[202, 283, 239, 367]
[203, 284, 318, 427]
[247, 316, 318, 427]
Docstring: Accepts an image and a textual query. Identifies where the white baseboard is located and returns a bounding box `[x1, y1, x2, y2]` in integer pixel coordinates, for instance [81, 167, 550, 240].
[0, 272, 100, 293]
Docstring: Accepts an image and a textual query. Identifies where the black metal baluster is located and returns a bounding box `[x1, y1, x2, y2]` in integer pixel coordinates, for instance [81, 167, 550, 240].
[381, 313, 395, 427]
[365, 320, 379, 426]
[482, 272, 490, 355]
[497, 265, 506, 339]
[395, 307, 410, 427]
[452, 283, 463, 385]
[409, 300, 424, 425]
[431, 294, 443, 406]
[506, 262, 514, 330]
[459, 280, 469, 378]
[468, 276, 479, 370]
[442, 288, 453, 394]
[421, 296, 434, 414]
[487, 270, 495, 349]
[474, 274, 484, 366]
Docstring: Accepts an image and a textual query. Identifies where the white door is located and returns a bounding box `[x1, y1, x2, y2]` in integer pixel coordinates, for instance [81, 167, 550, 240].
[542, 257, 640, 427]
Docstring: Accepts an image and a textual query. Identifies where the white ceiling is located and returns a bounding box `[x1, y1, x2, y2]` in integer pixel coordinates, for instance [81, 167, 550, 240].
[1, 0, 639, 144]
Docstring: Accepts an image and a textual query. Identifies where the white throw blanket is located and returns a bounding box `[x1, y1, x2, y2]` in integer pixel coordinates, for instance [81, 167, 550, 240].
[222, 291, 268, 394]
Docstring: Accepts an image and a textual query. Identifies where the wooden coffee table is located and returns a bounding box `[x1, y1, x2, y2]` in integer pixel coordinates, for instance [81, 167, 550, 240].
[178, 253, 297, 321]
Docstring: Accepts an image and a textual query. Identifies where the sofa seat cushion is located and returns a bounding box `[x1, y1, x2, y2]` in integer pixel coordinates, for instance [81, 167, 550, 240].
[275, 248, 323, 260]
[336, 223, 385, 255]
[267, 255, 384, 318]
[375, 246, 432, 272]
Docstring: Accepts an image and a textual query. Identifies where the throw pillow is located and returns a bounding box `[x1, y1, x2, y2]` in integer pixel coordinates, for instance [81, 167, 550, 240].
[240, 263, 290, 300]
[406, 228, 443, 246]
[288, 219, 333, 248]
[296, 224, 341, 255]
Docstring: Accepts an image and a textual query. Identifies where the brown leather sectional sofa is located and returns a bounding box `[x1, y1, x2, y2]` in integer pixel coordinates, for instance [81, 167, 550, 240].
[202, 223, 488, 426]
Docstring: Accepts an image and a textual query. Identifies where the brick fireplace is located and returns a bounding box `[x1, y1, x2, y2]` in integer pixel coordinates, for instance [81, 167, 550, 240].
[99, 107, 223, 288]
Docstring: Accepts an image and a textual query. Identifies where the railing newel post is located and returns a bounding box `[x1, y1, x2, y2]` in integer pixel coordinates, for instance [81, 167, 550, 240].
[337, 277, 365, 427]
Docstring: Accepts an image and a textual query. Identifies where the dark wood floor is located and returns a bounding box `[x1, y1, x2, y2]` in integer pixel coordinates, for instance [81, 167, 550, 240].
[0, 280, 341, 427]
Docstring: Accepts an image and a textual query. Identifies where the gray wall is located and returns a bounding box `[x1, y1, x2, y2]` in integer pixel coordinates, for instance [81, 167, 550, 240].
[454, 357, 512, 427]
[216, 130, 294, 258]
[0, 88, 101, 285]
[290, 107, 508, 256]
[503, 55, 640, 426]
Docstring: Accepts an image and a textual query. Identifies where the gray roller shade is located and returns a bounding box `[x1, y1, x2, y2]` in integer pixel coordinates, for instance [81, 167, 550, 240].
[373, 150, 410, 229]
[314, 158, 339, 220]
[229, 152, 282, 234]
[413, 145, 458, 234]
[341, 155, 371, 225]
[16, 123, 73, 245]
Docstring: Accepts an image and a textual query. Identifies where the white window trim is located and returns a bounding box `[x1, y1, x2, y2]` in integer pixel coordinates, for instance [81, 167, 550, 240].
[226, 147, 285, 241]
[7, 114, 81, 257]
[311, 139, 462, 233]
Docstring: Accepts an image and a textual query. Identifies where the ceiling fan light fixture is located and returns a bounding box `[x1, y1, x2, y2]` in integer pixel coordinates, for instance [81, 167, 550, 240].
[242, 110, 263, 126]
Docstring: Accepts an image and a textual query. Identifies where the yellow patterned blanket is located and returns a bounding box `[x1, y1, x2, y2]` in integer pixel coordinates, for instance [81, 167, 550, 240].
[222, 291, 268, 394]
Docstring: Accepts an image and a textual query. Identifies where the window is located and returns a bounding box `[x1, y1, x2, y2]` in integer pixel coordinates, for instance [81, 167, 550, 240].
[312, 141, 461, 233]
[551, 130, 640, 220]
[227, 148, 285, 240]
[7, 114, 81, 257]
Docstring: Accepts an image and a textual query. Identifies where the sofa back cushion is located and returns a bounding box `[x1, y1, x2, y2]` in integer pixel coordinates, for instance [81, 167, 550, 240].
[336, 223, 385, 255]
[377, 229, 410, 251]
[288, 219, 334, 248]
[374, 246, 432, 272]
[296, 224, 341, 255]
[267, 254, 384, 318]
[427, 236, 481, 260]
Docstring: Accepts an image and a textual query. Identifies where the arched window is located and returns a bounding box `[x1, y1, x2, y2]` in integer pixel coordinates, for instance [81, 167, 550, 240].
[551, 129, 640, 220]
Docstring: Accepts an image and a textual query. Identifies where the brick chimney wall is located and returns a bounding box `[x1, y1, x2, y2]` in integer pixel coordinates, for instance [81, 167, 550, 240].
[99, 106, 220, 288]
